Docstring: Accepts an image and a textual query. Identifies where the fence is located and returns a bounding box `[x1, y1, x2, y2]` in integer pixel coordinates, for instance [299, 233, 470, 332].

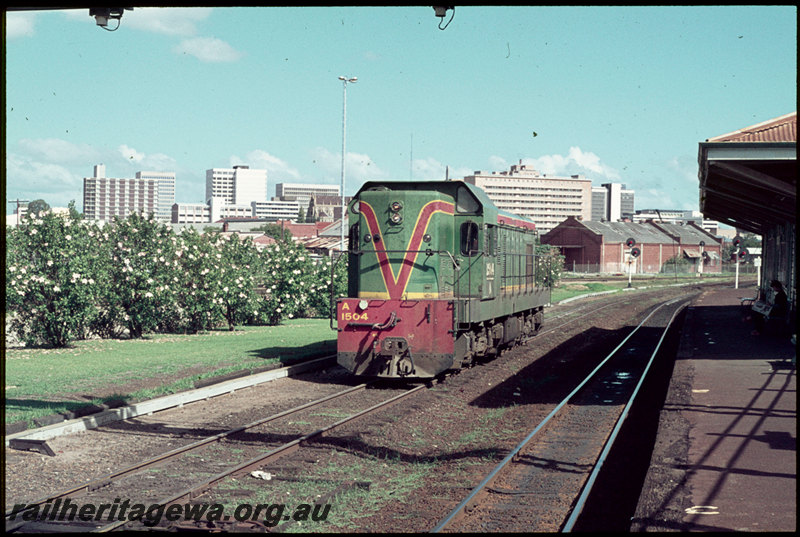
[566, 262, 757, 276]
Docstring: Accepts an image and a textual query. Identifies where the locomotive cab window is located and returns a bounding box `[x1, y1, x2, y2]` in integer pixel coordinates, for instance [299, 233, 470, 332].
[460, 222, 480, 256]
[456, 185, 481, 213]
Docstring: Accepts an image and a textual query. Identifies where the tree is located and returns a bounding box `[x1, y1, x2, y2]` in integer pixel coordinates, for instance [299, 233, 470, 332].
[296, 208, 305, 223]
[27, 199, 50, 217]
[253, 222, 292, 242]
[67, 200, 82, 220]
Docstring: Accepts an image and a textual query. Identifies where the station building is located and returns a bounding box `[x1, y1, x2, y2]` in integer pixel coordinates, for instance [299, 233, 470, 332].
[698, 111, 796, 318]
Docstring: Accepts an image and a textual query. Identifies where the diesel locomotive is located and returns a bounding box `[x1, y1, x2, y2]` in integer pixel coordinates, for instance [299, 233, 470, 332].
[334, 180, 552, 378]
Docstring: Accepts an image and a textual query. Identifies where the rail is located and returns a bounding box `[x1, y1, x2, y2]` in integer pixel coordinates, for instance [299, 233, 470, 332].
[431, 297, 688, 532]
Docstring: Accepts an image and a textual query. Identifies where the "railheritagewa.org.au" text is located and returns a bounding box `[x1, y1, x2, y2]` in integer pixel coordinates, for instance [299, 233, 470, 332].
[9, 497, 332, 527]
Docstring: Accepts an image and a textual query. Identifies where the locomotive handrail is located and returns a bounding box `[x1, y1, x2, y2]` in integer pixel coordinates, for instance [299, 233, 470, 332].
[329, 251, 348, 331]
[351, 248, 460, 271]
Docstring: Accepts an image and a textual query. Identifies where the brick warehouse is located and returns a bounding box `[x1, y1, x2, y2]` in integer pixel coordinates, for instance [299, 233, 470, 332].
[541, 216, 723, 274]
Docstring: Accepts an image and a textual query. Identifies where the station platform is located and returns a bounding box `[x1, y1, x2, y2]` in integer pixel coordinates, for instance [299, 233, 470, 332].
[633, 285, 796, 532]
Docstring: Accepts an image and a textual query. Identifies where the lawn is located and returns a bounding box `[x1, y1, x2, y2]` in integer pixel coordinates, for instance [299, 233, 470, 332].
[4, 319, 337, 426]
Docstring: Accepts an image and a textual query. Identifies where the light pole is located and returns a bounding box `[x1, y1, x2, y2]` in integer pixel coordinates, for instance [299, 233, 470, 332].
[338, 75, 357, 254]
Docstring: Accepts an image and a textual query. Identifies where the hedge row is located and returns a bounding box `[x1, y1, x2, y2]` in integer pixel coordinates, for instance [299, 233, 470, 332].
[6, 211, 346, 348]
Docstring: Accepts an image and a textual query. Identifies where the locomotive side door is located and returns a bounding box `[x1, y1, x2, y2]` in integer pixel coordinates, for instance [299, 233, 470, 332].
[484, 224, 498, 300]
[456, 218, 482, 299]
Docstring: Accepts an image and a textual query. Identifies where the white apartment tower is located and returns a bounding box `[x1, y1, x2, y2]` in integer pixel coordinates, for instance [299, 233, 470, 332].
[462, 163, 593, 234]
[206, 165, 268, 206]
[84, 164, 167, 222]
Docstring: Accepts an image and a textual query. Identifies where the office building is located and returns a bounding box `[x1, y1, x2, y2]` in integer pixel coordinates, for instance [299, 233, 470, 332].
[591, 183, 635, 221]
[252, 200, 301, 222]
[461, 162, 592, 234]
[274, 183, 340, 214]
[136, 170, 176, 221]
[206, 165, 268, 206]
[171, 197, 251, 224]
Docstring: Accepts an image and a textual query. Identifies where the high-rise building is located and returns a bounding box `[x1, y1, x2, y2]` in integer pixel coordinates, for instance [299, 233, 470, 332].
[274, 182, 340, 214]
[206, 165, 267, 206]
[462, 163, 592, 234]
[83, 164, 159, 222]
[136, 170, 175, 221]
[591, 183, 635, 221]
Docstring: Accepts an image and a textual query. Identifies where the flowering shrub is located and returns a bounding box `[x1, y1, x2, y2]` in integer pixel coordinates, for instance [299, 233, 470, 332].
[105, 213, 177, 338]
[6, 211, 101, 347]
[5, 212, 347, 346]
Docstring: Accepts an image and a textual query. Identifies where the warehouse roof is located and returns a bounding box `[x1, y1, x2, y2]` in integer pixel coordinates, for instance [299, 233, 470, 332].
[580, 220, 671, 244]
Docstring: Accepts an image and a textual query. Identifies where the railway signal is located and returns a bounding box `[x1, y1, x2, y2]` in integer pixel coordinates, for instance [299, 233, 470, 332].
[625, 238, 637, 287]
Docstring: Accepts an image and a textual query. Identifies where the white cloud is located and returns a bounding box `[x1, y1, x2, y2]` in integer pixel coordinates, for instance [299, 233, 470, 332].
[487, 155, 509, 171]
[412, 157, 472, 181]
[666, 154, 699, 186]
[5, 153, 83, 209]
[230, 150, 302, 182]
[311, 147, 387, 186]
[117, 144, 177, 170]
[5, 12, 36, 39]
[512, 146, 621, 181]
[18, 138, 100, 164]
[173, 37, 243, 63]
[123, 7, 212, 36]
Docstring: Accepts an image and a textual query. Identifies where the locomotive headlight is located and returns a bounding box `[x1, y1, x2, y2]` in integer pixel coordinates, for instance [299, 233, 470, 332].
[423, 233, 432, 243]
[390, 212, 403, 224]
[358, 299, 369, 311]
[390, 201, 403, 212]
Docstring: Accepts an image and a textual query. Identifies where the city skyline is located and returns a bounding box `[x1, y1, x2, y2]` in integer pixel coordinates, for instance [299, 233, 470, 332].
[5, 7, 797, 216]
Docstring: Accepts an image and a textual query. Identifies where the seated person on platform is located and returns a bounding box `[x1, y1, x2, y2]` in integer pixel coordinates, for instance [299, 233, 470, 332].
[751, 280, 788, 336]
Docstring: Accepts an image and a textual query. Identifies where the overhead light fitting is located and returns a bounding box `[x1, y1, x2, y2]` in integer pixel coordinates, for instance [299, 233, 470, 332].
[90, 8, 132, 31]
[432, 6, 455, 30]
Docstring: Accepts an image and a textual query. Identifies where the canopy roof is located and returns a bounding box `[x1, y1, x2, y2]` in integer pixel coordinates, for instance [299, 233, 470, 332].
[698, 112, 796, 234]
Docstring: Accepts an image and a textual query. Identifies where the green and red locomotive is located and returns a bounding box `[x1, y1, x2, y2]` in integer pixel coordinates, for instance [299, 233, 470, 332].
[334, 180, 552, 378]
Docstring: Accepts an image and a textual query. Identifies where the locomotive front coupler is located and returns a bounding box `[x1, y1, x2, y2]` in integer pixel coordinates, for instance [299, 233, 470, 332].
[376, 337, 415, 376]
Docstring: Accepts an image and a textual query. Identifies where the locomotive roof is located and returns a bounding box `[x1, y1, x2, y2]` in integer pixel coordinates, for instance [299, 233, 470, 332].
[356, 180, 536, 228]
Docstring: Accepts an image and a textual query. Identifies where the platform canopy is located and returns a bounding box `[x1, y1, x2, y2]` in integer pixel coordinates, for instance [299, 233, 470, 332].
[698, 112, 796, 235]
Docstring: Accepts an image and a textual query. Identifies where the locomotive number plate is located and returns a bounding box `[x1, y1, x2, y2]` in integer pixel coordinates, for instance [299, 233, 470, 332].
[341, 312, 368, 321]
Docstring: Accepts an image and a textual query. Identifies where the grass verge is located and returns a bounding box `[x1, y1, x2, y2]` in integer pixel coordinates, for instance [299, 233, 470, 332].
[4, 319, 336, 426]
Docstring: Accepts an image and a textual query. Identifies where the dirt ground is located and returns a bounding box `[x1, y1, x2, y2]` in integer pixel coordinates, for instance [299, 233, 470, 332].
[5, 286, 704, 531]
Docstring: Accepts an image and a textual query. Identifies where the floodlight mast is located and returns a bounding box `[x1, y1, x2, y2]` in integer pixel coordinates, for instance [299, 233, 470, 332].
[338, 76, 357, 254]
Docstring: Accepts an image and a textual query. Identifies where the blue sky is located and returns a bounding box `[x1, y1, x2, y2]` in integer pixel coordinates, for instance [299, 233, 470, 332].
[4, 6, 797, 217]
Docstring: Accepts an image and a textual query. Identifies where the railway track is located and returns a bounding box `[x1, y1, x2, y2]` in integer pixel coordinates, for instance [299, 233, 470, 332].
[5, 283, 721, 532]
[5, 381, 426, 532]
[432, 297, 689, 532]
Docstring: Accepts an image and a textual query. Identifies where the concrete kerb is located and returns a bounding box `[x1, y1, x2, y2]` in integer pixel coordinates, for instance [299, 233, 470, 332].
[555, 279, 725, 306]
[5, 355, 336, 447]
